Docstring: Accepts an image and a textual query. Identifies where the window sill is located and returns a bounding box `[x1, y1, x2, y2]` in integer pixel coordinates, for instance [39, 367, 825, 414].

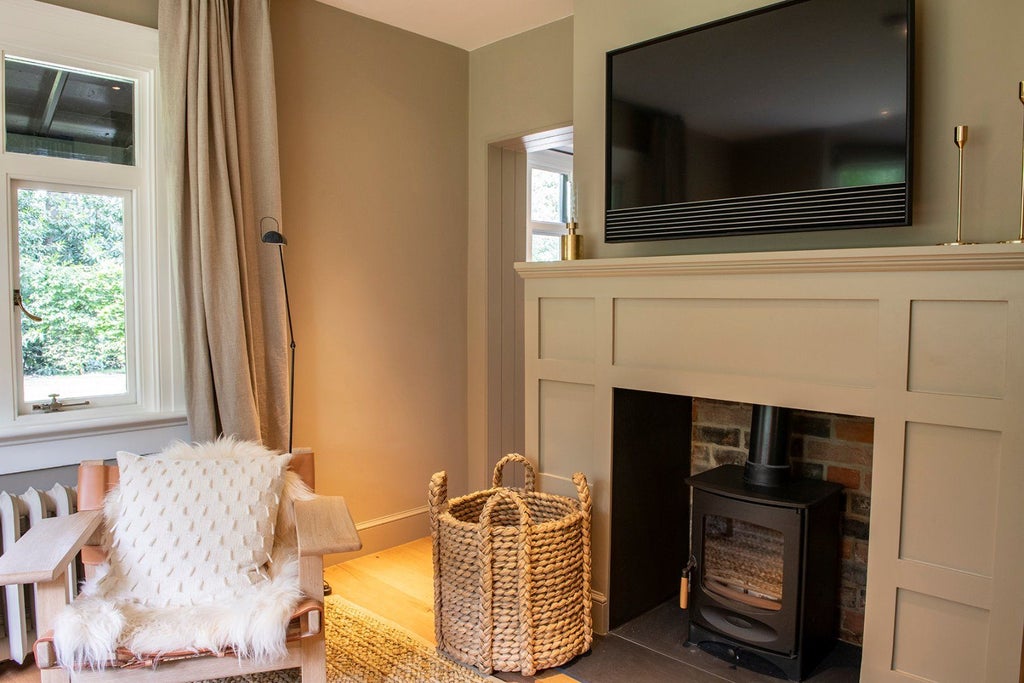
[0, 410, 187, 448]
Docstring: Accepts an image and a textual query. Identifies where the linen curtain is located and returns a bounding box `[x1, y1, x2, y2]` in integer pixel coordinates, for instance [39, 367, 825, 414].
[160, 0, 290, 451]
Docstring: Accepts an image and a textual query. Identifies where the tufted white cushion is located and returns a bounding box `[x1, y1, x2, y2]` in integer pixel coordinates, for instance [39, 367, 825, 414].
[105, 450, 290, 609]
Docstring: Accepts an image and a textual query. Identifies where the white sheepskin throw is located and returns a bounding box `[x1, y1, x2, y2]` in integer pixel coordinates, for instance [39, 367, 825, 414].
[53, 437, 315, 669]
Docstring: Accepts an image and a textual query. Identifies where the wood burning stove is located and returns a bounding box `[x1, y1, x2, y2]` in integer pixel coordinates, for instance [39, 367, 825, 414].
[686, 406, 843, 681]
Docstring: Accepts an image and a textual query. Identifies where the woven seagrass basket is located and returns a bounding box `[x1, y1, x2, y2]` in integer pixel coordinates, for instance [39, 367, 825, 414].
[429, 454, 592, 675]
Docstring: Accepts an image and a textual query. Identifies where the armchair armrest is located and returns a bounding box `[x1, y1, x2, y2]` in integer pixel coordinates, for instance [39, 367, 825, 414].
[0, 509, 103, 585]
[294, 496, 361, 557]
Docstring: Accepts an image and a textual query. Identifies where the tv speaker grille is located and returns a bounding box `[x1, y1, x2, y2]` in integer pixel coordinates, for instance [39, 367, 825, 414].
[605, 184, 909, 242]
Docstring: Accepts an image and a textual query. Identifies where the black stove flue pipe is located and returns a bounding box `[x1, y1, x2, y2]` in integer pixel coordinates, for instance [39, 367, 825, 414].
[743, 404, 792, 487]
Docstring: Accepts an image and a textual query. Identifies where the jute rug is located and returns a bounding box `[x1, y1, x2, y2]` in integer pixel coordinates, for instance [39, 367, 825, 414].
[210, 594, 494, 683]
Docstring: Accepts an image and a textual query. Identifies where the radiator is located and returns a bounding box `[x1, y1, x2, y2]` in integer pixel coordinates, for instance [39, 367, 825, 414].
[0, 484, 79, 664]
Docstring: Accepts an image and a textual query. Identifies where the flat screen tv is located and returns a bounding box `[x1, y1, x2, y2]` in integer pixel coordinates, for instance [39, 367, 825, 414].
[605, 0, 914, 242]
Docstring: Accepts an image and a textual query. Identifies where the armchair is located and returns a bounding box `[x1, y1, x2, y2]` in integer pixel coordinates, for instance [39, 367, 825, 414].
[0, 439, 360, 683]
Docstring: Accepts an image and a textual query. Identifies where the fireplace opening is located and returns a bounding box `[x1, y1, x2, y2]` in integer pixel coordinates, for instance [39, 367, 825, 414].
[608, 395, 872, 681]
[609, 389, 692, 628]
[692, 400, 873, 647]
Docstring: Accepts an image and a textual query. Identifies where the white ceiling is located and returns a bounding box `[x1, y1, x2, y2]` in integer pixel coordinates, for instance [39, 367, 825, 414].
[314, 0, 573, 51]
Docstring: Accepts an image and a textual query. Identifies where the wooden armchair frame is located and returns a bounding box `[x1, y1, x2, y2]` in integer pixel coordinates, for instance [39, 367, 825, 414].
[0, 451, 360, 683]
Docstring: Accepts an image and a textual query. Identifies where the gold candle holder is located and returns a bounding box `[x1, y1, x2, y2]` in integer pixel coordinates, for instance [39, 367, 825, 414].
[561, 221, 583, 260]
[941, 125, 976, 246]
[1002, 81, 1024, 244]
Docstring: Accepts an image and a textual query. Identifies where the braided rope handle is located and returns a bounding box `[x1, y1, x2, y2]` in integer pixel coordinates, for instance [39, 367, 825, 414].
[428, 471, 448, 648]
[478, 487, 535, 675]
[492, 453, 536, 491]
[573, 472, 594, 649]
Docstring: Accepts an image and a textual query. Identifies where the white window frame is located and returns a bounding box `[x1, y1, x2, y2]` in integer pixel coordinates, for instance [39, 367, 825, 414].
[526, 149, 573, 262]
[0, 0, 184, 464]
[11, 180, 138, 413]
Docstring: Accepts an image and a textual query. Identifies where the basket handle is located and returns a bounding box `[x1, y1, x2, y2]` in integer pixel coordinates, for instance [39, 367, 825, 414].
[480, 486, 533, 527]
[478, 487, 535, 674]
[492, 453, 536, 491]
[428, 471, 448, 525]
[428, 470, 448, 648]
[572, 471, 591, 515]
[573, 471, 594, 650]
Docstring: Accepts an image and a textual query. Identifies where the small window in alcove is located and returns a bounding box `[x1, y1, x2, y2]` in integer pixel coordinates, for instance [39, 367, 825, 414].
[526, 148, 573, 262]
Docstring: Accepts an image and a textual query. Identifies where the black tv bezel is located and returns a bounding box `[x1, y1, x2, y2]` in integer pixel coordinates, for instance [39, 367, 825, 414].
[604, 0, 915, 243]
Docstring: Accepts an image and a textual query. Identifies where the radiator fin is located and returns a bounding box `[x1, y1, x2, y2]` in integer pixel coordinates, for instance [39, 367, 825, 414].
[0, 484, 78, 664]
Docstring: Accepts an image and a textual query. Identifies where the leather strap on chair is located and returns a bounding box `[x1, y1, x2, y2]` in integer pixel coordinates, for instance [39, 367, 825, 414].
[78, 461, 119, 566]
[33, 631, 56, 669]
[77, 461, 119, 512]
[290, 449, 314, 489]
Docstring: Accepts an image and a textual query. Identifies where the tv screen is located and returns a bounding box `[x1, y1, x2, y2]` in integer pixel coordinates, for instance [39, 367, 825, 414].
[606, 0, 913, 242]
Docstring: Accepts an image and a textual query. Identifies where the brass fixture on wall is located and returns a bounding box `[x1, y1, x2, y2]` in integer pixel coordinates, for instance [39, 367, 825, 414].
[561, 221, 583, 260]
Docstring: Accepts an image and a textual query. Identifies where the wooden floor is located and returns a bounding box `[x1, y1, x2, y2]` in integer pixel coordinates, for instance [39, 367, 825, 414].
[327, 536, 578, 682]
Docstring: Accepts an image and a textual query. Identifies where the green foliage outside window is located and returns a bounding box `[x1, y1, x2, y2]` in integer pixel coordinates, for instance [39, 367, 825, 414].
[18, 189, 126, 377]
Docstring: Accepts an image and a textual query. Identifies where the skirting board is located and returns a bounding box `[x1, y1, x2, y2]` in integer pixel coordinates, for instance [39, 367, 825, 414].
[592, 590, 609, 635]
[324, 506, 430, 566]
[355, 505, 429, 532]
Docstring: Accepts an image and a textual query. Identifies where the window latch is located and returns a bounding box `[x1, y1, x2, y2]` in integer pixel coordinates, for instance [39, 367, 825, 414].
[13, 289, 42, 322]
[32, 393, 90, 413]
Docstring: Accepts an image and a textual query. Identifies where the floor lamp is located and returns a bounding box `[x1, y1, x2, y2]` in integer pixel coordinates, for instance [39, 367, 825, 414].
[260, 219, 294, 454]
[261, 219, 332, 595]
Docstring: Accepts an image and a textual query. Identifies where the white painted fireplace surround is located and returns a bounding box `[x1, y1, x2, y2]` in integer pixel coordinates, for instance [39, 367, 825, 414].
[515, 244, 1023, 682]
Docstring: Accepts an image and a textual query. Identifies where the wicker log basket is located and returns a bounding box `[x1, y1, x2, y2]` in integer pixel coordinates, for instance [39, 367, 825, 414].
[429, 454, 593, 675]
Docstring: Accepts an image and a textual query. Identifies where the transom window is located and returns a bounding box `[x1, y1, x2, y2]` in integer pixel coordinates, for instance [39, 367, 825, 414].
[4, 56, 135, 165]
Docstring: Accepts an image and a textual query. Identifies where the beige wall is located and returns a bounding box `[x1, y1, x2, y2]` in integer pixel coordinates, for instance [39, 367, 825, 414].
[38, 0, 157, 28]
[271, 0, 469, 558]
[573, 0, 1024, 257]
[466, 18, 573, 490]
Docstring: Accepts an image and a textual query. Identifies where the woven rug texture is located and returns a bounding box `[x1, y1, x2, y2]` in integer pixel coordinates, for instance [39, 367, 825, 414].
[206, 594, 491, 683]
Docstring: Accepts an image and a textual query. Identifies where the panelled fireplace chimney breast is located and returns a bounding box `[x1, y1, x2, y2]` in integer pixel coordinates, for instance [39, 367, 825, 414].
[518, 246, 1024, 682]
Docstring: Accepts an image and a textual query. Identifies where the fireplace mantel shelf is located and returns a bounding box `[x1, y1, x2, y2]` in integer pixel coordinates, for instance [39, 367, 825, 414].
[515, 243, 1024, 278]
[520, 246, 1024, 682]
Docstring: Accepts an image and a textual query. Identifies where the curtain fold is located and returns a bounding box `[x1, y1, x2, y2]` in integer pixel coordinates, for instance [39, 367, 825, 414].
[160, 0, 290, 451]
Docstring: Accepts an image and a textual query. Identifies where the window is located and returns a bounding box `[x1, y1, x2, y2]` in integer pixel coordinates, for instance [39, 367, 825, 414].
[0, 1, 183, 453]
[527, 149, 573, 262]
[14, 182, 132, 410]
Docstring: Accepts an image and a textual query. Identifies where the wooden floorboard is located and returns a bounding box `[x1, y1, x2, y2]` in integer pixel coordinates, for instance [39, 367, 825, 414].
[328, 536, 578, 682]
[0, 658, 38, 683]
[325, 537, 437, 644]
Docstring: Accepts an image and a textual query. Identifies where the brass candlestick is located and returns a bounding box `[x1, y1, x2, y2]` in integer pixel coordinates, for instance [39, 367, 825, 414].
[561, 221, 583, 260]
[941, 125, 976, 246]
[1002, 81, 1024, 244]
